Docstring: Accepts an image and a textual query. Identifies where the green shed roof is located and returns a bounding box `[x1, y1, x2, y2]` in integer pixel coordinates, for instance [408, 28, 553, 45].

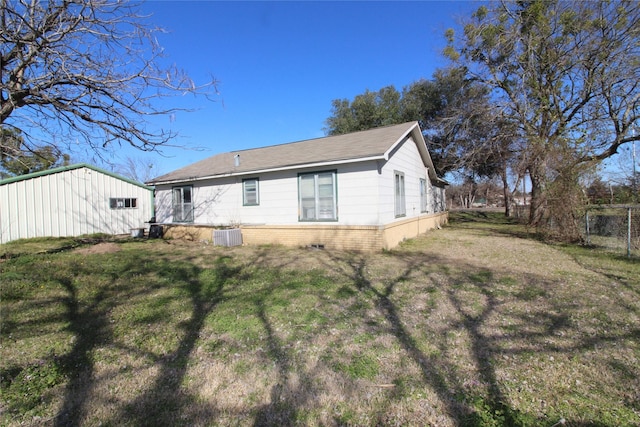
[0, 163, 153, 190]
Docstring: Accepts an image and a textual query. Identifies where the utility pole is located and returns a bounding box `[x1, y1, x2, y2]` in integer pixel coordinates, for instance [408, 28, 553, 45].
[633, 138, 637, 203]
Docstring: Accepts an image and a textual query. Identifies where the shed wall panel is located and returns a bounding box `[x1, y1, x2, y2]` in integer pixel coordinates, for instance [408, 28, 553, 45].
[0, 166, 153, 243]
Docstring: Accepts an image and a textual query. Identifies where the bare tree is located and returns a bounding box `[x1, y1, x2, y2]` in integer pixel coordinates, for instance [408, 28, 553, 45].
[115, 156, 160, 184]
[446, 0, 640, 239]
[1, 0, 217, 162]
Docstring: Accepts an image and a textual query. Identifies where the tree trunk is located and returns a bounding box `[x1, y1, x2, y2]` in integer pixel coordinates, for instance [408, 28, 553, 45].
[500, 169, 511, 217]
[528, 162, 548, 228]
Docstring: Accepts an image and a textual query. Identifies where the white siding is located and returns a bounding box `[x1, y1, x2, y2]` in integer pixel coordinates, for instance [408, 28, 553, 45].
[333, 162, 381, 225]
[378, 136, 429, 223]
[0, 166, 153, 243]
[154, 161, 382, 226]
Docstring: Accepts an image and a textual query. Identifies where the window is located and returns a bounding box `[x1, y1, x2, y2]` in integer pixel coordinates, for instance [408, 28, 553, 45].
[395, 171, 405, 217]
[109, 198, 137, 209]
[420, 178, 428, 213]
[243, 178, 259, 206]
[299, 171, 337, 221]
[172, 186, 194, 222]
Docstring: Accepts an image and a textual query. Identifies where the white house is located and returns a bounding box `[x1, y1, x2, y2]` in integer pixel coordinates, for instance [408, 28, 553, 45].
[0, 163, 154, 244]
[148, 122, 447, 251]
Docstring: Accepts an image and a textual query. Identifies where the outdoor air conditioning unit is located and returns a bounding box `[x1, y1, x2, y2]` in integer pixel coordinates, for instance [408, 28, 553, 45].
[213, 228, 242, 247]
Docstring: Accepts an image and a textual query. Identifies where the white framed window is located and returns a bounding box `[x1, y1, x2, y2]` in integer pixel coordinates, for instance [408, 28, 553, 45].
[420, 178, 428, 213]
[299, 171, 337, 221]
[243, 178, 259, 206]
[395, 171, 405, 217]
[172, 186, 194, 223]
[109, 198, 137, 209]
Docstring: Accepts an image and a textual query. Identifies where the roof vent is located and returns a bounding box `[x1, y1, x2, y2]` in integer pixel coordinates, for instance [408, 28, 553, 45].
[234, 154, 240, 167]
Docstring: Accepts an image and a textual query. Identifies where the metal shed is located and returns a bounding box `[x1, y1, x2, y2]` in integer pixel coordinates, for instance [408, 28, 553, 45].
[0, 163, 154, 244]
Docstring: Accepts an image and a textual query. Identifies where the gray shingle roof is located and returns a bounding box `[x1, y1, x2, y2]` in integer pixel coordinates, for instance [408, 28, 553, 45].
[149, 122, 434, 184]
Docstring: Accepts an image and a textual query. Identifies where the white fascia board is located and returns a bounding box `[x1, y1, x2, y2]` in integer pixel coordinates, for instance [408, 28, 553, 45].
[150, 155, 385, 186]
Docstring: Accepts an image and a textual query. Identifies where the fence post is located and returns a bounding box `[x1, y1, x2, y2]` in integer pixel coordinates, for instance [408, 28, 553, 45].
[628, 207, 632, 258]
[585, 209, 590, 245]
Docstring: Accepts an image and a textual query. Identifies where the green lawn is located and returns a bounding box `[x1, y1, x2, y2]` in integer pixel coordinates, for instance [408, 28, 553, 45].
[1, 213, 639, 426]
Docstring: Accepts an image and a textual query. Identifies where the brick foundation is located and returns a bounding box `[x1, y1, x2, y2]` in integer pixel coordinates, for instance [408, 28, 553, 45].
[161, 212, 448, 252]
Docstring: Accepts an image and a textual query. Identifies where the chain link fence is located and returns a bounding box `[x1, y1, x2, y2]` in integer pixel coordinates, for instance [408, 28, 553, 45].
[584, 205, 640, 257]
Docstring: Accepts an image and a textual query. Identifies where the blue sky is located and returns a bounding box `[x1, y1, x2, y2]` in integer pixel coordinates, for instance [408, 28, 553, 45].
[97, 1, 479, 177]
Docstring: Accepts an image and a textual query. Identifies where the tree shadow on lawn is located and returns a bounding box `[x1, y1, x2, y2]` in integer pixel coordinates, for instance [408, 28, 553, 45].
[53, 274, 112, 427]
[23, 249, 239, 426]
[565, 246, 640, 303]
[322, 252, 489, 424]
[11, 239, 635, 426]
[449, 210, 543, 241]
[42, 245, 319, 426]
[107, 255, 242, 426]
[250, 272, 320, 426]
[50, 251, 210, 426]
[221, 246, 329, 426]
[321, 249, 639, 426]
[244, 243, 639, 425]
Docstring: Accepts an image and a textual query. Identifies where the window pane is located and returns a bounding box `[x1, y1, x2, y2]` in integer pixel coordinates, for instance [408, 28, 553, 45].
[318, 197, 335, 219]
[395, 173, 405, 216]
[299, 172, 337, 221]
[183, 203, 194, 222]
[245, 190, 256, 205]
[243, 179, 258, 205]
[400, 175, 405, 215]
[300, 175, 315, 220]
[301, 199, 315, 219]
[172, 186, 194, 222]
[318, 173, 332, 182]
[318, 173, 335, 219]
[300, 175, 315, 198]
[318, 183, 333, 197]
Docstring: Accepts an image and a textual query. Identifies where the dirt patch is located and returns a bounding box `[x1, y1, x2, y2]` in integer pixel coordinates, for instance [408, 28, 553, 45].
[74, 242, 121, 255]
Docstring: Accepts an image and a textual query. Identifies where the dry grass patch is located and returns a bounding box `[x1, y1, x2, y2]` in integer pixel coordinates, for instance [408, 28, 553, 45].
[1, 212, 639, 426]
